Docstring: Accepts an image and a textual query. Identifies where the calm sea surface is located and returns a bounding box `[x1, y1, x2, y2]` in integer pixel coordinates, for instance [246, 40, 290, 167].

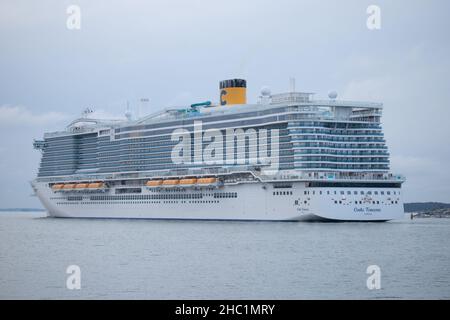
[0, 212, 449, 299]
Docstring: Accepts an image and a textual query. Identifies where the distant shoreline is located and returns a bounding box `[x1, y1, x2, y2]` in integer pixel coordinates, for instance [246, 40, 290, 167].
[0, 208, 46, 212]
[404, 202, 450, 218]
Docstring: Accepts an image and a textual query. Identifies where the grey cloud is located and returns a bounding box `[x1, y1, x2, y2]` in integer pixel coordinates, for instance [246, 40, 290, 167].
[0, 0, 449, 206]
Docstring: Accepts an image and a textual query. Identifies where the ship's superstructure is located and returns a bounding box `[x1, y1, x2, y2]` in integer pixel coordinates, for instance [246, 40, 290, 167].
[32, 79, 405, 221]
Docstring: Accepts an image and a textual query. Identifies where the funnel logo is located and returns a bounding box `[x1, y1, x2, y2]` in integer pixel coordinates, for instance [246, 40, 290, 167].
[220, 90, 227, 105]
[171, 121, 280, 172]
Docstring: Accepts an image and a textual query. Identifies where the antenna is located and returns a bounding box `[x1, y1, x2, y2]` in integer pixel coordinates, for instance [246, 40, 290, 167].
[140, 98, 150, 118]
[289, 77, 296, 92]
[125, 101, 132, 121]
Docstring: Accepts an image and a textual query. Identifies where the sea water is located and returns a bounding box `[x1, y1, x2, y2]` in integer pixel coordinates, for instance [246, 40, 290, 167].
[0, 212, 449, 299]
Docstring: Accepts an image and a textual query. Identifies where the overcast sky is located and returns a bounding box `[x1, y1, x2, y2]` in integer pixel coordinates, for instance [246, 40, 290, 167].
[1, 0, 449, 207]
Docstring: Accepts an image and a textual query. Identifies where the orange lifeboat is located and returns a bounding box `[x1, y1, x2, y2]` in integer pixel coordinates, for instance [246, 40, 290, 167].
[146, 180, 163, 187]
[75, 183, 89, 189]
[51, 184, 64, 191]
[63, 184, 76, 190]
[162, 179, 179, 186]
[87, 182, 104, 189]
[197, 177, 217, 184]
[179, 178, 197, 185]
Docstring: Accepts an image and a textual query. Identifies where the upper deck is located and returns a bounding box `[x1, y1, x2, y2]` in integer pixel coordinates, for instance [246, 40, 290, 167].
[43, 93, 383, 139]
[34, 80, 396, 180]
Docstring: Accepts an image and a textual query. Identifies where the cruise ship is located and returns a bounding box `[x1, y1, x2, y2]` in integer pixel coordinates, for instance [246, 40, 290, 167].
[31, 79, 405, 221]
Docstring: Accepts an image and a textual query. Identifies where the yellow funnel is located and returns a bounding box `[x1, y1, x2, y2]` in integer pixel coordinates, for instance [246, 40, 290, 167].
[219, 79, 246, 106]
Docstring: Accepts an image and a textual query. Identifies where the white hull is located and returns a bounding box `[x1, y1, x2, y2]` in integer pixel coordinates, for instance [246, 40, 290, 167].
[32, 181, 404, 222]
